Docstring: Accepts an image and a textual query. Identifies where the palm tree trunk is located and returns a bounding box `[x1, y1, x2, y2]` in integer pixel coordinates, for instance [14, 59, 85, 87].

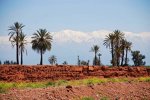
[94, 52, 96, 65]
[16, 31, 19, 64]
[40, 49, 43, 65]
[125, 49, 128, 65]
[117, 55, 120, 66]
[121, 50, 124, 66]
[116, 46, 120, 66]
[99, 56, 100, 66]
[111, 42, 115, 66]
[21, 47, 23, 65]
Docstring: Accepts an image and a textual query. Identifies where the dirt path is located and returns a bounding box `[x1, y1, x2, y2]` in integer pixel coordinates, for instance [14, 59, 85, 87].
[0, 82, 150, 100]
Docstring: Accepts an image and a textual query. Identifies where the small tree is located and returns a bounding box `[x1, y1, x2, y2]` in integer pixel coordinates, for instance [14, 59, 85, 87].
[63, 61, 68, 65]
[80, 60, 89, 66]
[91, 45, 100, 65]
[49, 55, 57, 65]
[0, 60, 1, 65]
[131, 50, 146, 66]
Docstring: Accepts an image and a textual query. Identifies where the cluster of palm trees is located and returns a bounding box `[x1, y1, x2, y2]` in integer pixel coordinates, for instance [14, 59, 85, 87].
[9, 22, 26, 65]
[8, 22, 52, 65]
[103, 30, 132, 66]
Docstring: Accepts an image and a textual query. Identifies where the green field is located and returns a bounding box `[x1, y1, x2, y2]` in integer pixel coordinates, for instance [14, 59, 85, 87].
[0, 77, 150, 93]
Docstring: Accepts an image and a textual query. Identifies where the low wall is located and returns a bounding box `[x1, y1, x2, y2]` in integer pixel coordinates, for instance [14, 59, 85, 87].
[0, 65, 150, 82]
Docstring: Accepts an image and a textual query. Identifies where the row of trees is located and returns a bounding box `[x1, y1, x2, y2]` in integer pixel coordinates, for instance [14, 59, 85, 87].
[0, 60, 16, 64]
[7, 22, 145, 66]
[8, 22, 52, 65]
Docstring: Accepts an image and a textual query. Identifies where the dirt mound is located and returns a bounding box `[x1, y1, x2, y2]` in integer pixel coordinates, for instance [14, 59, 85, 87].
[0, 65, 150, 82]
[0, 82, 150, 100]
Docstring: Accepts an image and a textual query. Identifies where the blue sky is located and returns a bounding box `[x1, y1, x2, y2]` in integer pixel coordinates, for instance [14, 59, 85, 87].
[0, 0, 150, 65]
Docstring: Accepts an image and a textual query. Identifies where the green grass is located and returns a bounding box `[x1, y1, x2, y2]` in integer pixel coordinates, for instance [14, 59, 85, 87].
[136, 77, 150, 82]
[0, 77, 150, 93]
[100, 97, 110, 100]
[81, 96, 94, 100]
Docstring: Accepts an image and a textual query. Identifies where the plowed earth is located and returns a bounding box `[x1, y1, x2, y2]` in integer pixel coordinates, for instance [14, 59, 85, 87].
[0, 82, 150, 100]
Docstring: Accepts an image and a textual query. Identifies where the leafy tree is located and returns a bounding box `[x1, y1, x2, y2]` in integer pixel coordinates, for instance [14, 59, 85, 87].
[131, 51, 146, 66]
[0, 60, 1, 65]
[31, 29, 52, 65]
[8, 22, 25, 64]
[49, 55, 57, 65]
[91, 45, 100, 65]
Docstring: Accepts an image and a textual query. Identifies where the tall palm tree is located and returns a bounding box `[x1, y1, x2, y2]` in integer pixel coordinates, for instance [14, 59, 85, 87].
[19, 33, 27, 65]
[120, 39, 126, 66]
[91, 45, 100, 65]
[103, 33, 116, 66]
[10, 33, 27, 65]
[8, 22, 25, 64]
[113, 30, 124, 66]
[31, 29, 52, 65]
[124, 41, 132, 65]
[49, 55, 57, 65]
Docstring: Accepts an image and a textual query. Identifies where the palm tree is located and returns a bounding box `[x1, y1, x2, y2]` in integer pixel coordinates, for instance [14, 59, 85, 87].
[31, 29, 52, 65]
[10, 33, 27, 65]
[49, 55, 57, 65]
[120, 39, 126, 66]
[113, 30, 124, 66]
[8, 22, 25, 64]
[19, 33, 27, 65]
[91, 45, 100, 65]
[124, 41, 132, 65]
[103, 33, 116, 66]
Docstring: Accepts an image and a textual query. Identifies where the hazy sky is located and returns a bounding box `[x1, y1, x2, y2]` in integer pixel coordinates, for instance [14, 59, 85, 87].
[0, 0, 150, 65]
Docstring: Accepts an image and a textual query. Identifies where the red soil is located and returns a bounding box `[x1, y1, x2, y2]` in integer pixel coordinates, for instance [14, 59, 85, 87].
[0, 65, 150, 82]
[0, 82, 150, 100]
